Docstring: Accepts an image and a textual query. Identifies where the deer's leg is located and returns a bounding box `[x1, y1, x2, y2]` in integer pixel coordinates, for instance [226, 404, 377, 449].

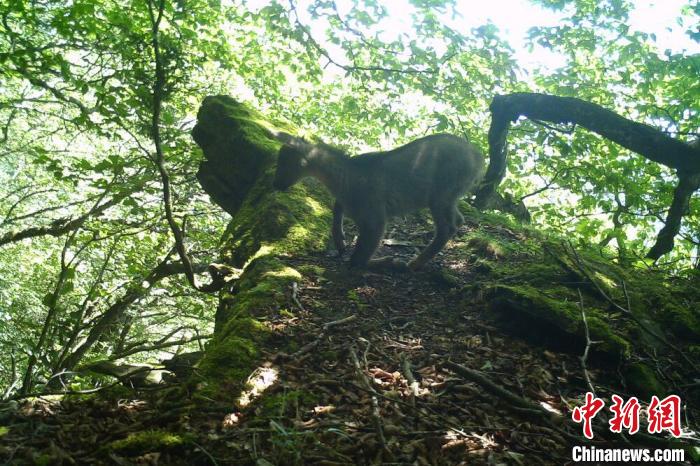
[332, 201, 346, 256]
[455, 205, 464, 227]
[409, 200, 458, 270]
[349, 214, 385, 268]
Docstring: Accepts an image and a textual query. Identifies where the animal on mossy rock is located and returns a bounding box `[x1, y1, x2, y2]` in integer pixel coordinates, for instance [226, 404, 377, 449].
[273, 133, 485, 270]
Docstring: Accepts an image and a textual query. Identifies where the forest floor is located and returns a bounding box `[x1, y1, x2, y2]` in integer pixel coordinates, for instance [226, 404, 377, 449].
[0, 216, 696, 465]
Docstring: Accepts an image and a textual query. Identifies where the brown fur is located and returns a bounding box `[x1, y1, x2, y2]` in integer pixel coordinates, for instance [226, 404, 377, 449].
[273, 134, 485, 270]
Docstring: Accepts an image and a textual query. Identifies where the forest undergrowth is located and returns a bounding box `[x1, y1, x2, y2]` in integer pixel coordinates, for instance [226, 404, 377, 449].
[1, 213, 697, 465]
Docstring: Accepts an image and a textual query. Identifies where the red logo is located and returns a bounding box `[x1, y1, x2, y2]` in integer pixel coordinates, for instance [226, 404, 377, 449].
[647, 395, 682, 437]
[572, 392, 605, 439]
[572, 392, 683, 439]
[609, 395, 640, 435]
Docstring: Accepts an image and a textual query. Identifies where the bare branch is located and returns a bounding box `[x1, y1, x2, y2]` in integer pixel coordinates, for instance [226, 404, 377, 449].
[647, 172, 700, 259]
[14, 68, 93, 118]
[0, 190, 125, 247]
[577, 289, 599, 396]
[108, 334, 210, 361]
[147, 0, 225, 293]
[1, 188, 58, 225]
[57, 254, 209, 373]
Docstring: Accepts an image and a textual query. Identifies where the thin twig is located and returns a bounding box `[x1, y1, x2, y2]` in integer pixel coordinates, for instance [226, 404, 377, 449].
[190, 440, 219, 466]
[291, 282, 304, 312]
[287, 0, 435, 76]
[441, 360, 553, 417]
[10, 382, 121, 401]
[277, 315, 358, 361]
[349, 345, 387, 451]
[108, 335, 210, 361]
[577, 289, 598, 396]
[401, 354, 418, 408]
[530, 118, 576, 134]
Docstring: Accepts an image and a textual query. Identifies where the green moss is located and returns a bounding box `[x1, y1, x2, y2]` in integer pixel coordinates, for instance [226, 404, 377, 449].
[428, 268, 461, 288]
[347, 289, 367, 311]
[202, 337, 259, 369]
[584, 315, 632, 357]
[220, 317, 269, 345]
[198, 96, 286, 156]
[279, 308, 295, 318]
[194, 96, 291, 216]
[198, 260, 283, 392]
[460, 202, 516, 228]
[222, 173, 333, 268]
[258, 390, 319, 419]
[216, 256, 303, 326]
[198, 256, 307, 396]
[465, 235, 506, 260]
[297, 264, 326, 277]
[319, 350, 339, 360]
[0, 426, 8, 437]
[490, 284, 579, 330]
[198, 320, 267, 395]
[35, 454, 52, 466]
[488, 284, 630, 358]
[94, 383, 135, 399]
[623, 363, 666, 399]
[197, 261, 306, 396]
[284, 339, 300, 353]
[690, 446, 700, 464]
[109, 430, 186, 455]
[659, 303, 700, 342]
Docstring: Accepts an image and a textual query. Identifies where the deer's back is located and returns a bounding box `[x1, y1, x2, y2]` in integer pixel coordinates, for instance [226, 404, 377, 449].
[346, 134, 484, 217]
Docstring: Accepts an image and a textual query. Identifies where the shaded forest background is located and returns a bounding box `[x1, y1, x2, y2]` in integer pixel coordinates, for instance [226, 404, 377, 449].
[0, 0, 698, 404]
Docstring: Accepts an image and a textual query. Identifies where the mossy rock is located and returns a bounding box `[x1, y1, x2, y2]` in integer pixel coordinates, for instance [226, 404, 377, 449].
[198, 329, 263, 394]
[465, 235, 506, 260]
[452, 211, 698, 365]
[215, 255, 302, 328]
[198, 258, 300, 395]
[221, 174, 332, 268]
[656, 302, 700, 342]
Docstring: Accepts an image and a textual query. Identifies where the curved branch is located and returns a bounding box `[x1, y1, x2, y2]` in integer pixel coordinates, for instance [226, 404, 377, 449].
[287, 0, 435, 76]
[107, 334, 210, 361]
[476, 92, 700, 258]
[14, 68, 93, 119]
[647, 172, 700, 259]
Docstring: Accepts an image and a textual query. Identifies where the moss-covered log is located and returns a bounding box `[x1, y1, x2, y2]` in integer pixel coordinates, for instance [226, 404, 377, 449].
[454, 206, 700, 380]
[191, 96, 333, 396]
